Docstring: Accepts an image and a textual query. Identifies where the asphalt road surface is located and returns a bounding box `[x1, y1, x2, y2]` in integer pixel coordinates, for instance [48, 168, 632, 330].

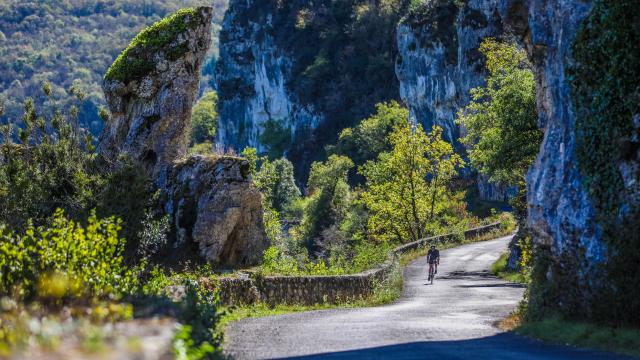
[224, 236, 632, 359]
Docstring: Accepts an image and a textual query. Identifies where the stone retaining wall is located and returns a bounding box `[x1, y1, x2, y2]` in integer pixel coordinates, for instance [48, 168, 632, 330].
[215, 223, 502, 306]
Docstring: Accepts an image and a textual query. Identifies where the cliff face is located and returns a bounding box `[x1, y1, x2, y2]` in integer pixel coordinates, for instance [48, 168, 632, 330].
[396, 0, 511, 201]
[99, 7, 268, 267]
[503, 0, 640, 321]
[214, 0, 323, 155]
[215, 0, 403, 176]
[396, 0, 503, 146]
[499, 0, 601, 309]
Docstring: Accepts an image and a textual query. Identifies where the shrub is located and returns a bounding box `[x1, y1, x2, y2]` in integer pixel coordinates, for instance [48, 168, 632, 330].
[0, 209, 135, 300]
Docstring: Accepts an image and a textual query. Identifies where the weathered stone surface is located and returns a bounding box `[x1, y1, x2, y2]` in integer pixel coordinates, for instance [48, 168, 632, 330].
[99, 7, 268, 268]
[164, 155, 268, 267]
[214, 0, 323, 154]
[396, 0, 503, 146]
[499, 0, 603, 302]
[99, 7, 213, 185]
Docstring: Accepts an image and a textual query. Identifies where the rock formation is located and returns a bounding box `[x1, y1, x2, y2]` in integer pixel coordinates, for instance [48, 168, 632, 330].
[498, 0, 599, 310]
[501, 0, 640, 321]
[214, 0, 323, 155]
[99, 6, 269, 267]
[165, 155, 267, 267]
[396, 0, 513, 201]
[100, 7, 213, 186]
[396, 0, 503, 146]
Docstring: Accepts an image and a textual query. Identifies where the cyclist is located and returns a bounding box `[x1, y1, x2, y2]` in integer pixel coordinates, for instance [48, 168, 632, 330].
[427, 244, 440, 281]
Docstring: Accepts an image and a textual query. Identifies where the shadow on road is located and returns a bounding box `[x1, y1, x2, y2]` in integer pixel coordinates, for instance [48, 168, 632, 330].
[278, 333, 631, 360]
[438, 270, 494, 280]
[456, 283, 526, 289]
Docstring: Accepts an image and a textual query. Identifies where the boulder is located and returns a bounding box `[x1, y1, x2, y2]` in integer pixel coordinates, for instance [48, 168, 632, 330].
[165, 155, 268, 267]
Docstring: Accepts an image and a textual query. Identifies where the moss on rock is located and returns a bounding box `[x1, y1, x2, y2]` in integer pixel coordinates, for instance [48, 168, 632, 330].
[569, 0, 640, 325]
[105, 8, 205, 84]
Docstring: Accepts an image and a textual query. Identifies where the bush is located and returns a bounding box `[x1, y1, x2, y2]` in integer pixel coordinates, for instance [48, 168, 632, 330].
[0, 209, 136, 301]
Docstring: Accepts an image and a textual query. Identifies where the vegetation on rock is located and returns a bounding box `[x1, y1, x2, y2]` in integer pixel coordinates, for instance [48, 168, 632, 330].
[105, 8, 206, 83]
[569, 0, 640, 326]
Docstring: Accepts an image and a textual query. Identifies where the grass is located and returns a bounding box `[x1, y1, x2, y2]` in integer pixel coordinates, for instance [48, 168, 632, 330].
[516, 317, 640, 358]
[491, 252, 528, 284]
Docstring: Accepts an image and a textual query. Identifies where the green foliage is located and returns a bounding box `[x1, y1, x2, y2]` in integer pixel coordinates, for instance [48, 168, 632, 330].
[568, 0, 640, 326]
[190, 91, 218, 146]
[0, 88, 100, 230]
[299, 155, 354, 250]
[330, 101, 408, 167]
[0, 88, 154, 253]
[241, 147, 258, 176]
[0, 1, 228, 136]
[259, 119, 292, 159]
[0, 209, 134, 300]
[360, 124, 464, 243]
[255, 157, 301, 213]
[105, 8, 206, 83]
[457, 39, 541, 219]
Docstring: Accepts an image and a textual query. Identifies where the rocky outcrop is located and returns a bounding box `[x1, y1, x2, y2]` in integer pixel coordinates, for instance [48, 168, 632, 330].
[214, 0, 323, 154]
[100, 7, 213, 185]
[396, 0, 503, 146]
[165, 155, 268, 267]
[499, 0, 601, 309]
[99, 7, 268, 267]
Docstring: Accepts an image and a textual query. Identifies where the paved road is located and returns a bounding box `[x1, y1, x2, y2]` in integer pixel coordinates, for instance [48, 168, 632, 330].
[224, 236, 631, 359]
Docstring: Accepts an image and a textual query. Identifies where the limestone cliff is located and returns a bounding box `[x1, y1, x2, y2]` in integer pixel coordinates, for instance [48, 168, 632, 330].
[99, 7, 268, 267]
[396, 0, 503, 146]
[214, 0, 323, 155]
[100, 7, 213, 185]
[502, 0, 640, 322]
[215, 0, 404, 176]
[396, 0, 512, 201]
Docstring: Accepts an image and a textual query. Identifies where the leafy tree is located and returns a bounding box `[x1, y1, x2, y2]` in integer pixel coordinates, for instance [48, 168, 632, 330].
[255, 157, 301, 213]
[299, 155, 354, 251]
[259, 119, 292, 159]
[330, 101, 408, 166]
[360, 124, 464, 243]
[457, 39, 541, 218]
[190, 91, 218, 146]
[0, 86, 99, 229]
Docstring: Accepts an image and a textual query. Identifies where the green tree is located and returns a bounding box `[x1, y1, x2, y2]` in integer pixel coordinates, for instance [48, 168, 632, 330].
[255, 157, 301, 213]
[298, 155, 354, 251]
[331, 101, 408, 166]
[360, 124, 463, 243]
[457, 39, 541, 218]
[190, 91, 218, 146]
[259, 119, 292, 159]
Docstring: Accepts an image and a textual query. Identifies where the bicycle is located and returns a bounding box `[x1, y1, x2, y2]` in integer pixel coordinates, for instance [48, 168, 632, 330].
[428, 262, 436, 284]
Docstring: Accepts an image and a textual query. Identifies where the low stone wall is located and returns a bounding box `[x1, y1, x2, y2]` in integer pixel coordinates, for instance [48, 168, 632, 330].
[215, 222, 502, 306]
